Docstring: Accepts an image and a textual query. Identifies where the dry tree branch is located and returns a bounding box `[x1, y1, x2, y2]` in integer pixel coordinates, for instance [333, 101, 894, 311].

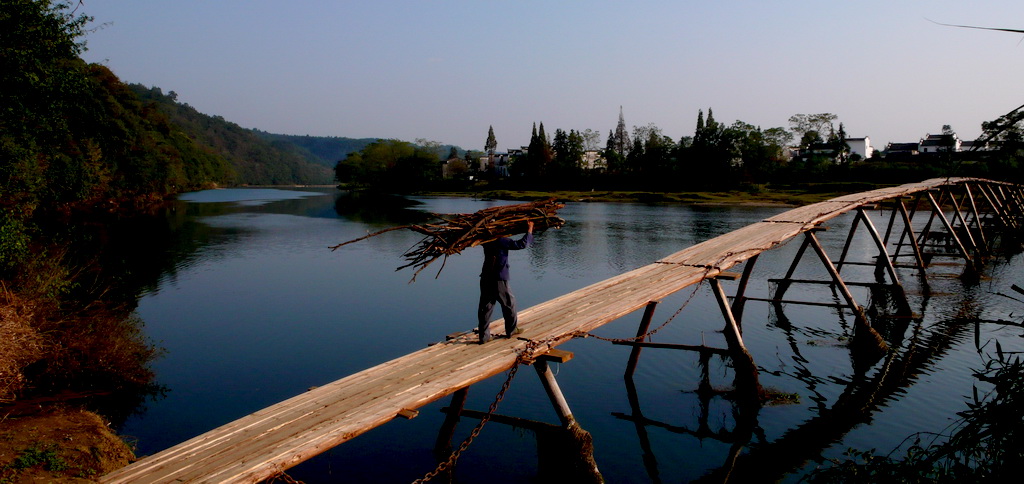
[330, 198, 566, 282]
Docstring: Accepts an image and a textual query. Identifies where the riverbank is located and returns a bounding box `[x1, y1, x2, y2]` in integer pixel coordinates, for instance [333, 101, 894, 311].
[0, 408, 134, 482]
[424, 181, 888, 206]
[1, 277, 156, 481]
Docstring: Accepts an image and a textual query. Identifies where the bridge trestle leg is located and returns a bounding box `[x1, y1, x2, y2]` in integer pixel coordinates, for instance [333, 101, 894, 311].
[964, 184, 989, 252]
[535, 357, 576, 428]
[804, 230, 889, 355]
[710, 276, 764, 405]
[624, 301, 659, 380]
[926, 191, 977, 275]
[896, 198, 929, 281]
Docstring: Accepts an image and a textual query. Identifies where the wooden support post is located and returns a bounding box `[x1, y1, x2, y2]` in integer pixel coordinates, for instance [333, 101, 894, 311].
[927, 191, 975, 271]
[893, 193, 924, 260]
[624, 301, 659, 379]
[835, 209, 863, 274]
[804, 232, 867, 324]
[856, 208, 912, 315]
[730, 254, 759, 327]
[535, 358, 575, 428]
[1001, 185, 1024, 218]
[948, 190, 979, 254]
[805, 231, 889, 354]
[897, 199, 928, 277]
[775, 230, 815, 300]
[710, 279, 748, 350]
[993, 184, 1021, 229]
[964, 184, 989, 251]
[882, 199, 900, 246]
[710, 278, 763, 404]
[856, 208, 903, 289]
[433, 387, 469, 463]
[1008, 186, 1024, 224]
[979, 183, 1014, 230]
[915, 191, 942, 257]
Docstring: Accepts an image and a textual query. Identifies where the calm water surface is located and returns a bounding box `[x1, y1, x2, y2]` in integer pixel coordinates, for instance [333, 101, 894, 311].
[121, 187, 1024, 483]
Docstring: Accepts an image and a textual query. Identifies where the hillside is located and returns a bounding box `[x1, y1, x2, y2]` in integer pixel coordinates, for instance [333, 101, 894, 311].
[130, 86, 334, 186]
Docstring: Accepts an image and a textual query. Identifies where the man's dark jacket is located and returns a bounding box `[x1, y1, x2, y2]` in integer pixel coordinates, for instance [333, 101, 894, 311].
[480, 233, 533, 281]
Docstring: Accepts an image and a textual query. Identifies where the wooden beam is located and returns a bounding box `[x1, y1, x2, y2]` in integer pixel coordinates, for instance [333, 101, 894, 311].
[855, 207, 905, 292]
[536, 348, 574, 364]
[730, 254, 759, 328]
[710, 278, 763, 404]
[964, 184, 989, 251]
[611, 340, 731, 356]
[805, 232, 870, 328]
[742, 296, 855, 309]
[927, 191, 974, 272]
[397, 408, 419, 419]
[535, 359, 575, 428]
[624, 301, 659, 379]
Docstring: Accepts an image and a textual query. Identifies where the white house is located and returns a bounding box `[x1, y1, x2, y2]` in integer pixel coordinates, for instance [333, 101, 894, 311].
[844, 137, 874, 160]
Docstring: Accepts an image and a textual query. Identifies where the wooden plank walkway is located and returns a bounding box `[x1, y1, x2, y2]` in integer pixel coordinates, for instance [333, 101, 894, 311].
[101, 177, 1008, 483]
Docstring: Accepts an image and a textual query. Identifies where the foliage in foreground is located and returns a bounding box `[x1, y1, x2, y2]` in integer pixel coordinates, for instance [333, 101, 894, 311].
[806, 350, 1024, 482]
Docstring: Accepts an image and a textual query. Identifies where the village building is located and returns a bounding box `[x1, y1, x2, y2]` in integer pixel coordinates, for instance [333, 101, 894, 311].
[845, 137, 874, 160]
[918, 133, 961, 153]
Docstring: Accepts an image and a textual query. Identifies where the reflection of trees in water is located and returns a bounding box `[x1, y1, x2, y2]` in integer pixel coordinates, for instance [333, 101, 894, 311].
[332, 190, 429, 227]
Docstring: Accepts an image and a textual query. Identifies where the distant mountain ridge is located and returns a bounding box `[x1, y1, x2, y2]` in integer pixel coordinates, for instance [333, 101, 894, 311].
[252, 132, 378, 168]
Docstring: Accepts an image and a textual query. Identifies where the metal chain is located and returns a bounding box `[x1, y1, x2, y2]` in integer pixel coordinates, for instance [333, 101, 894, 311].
[412, 338, 541, 483]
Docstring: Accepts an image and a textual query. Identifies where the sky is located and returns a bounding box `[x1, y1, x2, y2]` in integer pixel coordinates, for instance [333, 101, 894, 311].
[77, 0, 1024, 152]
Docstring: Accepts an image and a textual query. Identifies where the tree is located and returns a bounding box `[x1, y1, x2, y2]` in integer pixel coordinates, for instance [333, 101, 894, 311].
[789, 113, 838, 148]
[763, 127, 793, 149]
[485, 125, 497, 154]
[335, 138, 440, 190]
[552, 128, 585, 178]
[631, 123, 673, 178]
[520, 122, 552, 179]
[833, 122, 851, 164]
[685, 108, 733, 189]
[612, 106, 630, 157]
[980, 107, 1024, 182]
[580, 128, 602, 152]
[603, 129, 627, 175]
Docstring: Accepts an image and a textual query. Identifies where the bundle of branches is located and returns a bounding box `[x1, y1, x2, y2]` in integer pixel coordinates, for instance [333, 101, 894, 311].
[330, 198, 565, 281]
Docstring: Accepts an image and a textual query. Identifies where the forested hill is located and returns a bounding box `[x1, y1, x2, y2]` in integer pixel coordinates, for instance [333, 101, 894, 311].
[130, 86, 334, 185]
[253, 132, 378, 168]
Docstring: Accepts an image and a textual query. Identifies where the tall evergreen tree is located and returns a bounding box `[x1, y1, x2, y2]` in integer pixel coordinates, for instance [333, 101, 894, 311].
[485, 125, 497, 154]
[524, 122, 553, 179]
[613, 106, 630, 156]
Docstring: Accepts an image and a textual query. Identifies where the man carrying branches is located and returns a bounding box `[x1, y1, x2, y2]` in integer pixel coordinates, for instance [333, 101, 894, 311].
[477, 221, 533, 344]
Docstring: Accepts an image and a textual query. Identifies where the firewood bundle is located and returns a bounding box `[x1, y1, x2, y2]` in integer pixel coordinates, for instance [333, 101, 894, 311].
[330, 198, 565, 281]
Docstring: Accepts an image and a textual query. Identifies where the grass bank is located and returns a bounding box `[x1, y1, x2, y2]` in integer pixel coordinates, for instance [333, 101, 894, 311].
[425, 182, 890, 206]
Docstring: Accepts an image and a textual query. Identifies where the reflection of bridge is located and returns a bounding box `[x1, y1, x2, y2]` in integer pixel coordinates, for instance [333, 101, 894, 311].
[102, 178, 1024, 483]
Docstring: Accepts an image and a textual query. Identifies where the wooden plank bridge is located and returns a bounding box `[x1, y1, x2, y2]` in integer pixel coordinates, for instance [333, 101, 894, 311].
[102, 177, 1024, 483]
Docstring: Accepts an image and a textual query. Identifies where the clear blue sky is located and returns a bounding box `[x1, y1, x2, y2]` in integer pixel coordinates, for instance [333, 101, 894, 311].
[78, 0, 1024, 151]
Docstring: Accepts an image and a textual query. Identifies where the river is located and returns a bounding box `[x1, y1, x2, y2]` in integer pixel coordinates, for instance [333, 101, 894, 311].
[115, 187, 1024, 483]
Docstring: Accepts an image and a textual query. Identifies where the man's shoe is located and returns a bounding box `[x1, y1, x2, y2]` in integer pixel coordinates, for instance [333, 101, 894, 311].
[479, 333, 492, 344]
[506, 327, 524, 338]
